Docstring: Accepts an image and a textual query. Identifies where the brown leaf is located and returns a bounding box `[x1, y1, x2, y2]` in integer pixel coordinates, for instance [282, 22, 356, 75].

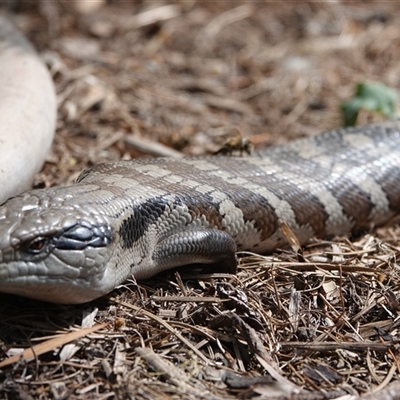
[0, 322, 109, 368]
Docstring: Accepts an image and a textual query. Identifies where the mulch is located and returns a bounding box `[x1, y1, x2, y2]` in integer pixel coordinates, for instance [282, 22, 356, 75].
[1, 2, 400, 399]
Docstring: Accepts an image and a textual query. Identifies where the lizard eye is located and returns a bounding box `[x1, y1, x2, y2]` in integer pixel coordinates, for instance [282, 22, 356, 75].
[24, 237, 49, 254]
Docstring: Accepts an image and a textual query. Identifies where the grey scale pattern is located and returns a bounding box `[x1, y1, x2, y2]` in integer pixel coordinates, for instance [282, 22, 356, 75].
[0, 121, 400, 303]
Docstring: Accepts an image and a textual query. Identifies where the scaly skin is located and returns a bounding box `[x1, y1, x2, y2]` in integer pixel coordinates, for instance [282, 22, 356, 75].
[1, 121, 400, 303]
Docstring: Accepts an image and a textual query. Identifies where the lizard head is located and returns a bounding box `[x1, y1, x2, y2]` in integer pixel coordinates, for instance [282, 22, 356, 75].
[0, 187, 117, 303]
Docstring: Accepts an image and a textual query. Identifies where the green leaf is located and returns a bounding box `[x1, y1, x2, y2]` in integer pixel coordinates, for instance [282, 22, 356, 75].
[340, 82, 398, 126]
